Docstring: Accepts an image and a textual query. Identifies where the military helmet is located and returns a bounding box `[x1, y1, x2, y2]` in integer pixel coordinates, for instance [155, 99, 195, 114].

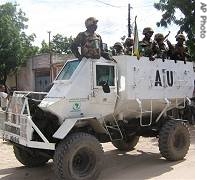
[85, 17, 98, 28]
[154, 33, 164, 41]
[124, 37, 134, 46]
[143, 27, 154, 35]
[176, 34, 186, 41]
[114, 42, 123, 48]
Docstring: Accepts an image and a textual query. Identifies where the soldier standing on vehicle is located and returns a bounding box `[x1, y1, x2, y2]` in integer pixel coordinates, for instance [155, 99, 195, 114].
[71, 17, 114, 61]
[139, 27, 154, 57]
[112, 42, 124, 56]
[171, 34, 191, 62]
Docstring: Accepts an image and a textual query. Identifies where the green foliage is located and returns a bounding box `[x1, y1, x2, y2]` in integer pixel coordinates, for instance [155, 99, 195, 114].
[154, 0, 195, 60]
[0, 3, 38, 85]
[20, 32, 39, 62]
[51, 34, 73, 54]
[39, 34, 73, 54]
[39, 40, 50, 54]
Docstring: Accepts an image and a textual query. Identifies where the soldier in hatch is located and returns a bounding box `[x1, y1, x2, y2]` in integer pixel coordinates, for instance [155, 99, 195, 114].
[171, 34, 191, 62]
[139, 27, 154, 57]
[112, 42, 124, 56]
[124, 37, 134, 55]
[71, 17, 114, 61]
[150, 33, 172, 61]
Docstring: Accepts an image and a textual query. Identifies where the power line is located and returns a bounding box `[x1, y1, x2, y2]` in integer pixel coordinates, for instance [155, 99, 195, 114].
[95, 0, 126, 8]
[94, 0, 154, 8]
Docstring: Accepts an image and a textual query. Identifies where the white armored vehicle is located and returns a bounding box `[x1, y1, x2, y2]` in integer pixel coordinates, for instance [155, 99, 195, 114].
[0, 55, 194, 180]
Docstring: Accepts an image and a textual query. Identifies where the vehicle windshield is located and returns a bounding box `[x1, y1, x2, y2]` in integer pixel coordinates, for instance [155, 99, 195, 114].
[56, 60, 80, 80]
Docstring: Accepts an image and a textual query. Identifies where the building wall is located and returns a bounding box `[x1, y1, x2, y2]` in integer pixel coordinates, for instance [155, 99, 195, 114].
[6, 74, 16, 91]
[17, 57, 35, 91]
[32, 53, 50, 69]
[7, 53, 75, 92]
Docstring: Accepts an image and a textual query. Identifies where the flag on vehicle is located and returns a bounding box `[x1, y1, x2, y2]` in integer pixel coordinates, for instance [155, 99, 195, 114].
[133, 16, 140, 60]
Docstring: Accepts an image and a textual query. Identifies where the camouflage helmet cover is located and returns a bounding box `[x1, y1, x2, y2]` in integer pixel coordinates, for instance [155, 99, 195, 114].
[85, 17, 98, 28]
[154, 33, 164, 41]
[143, 27, 154, 35]
[114, 42, 123, 48]
[176, 34, 186, 41]
[124, 37, 134, 46]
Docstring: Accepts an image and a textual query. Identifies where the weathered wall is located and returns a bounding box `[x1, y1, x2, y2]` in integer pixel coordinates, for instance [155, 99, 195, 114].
[6, 53, 75, 91]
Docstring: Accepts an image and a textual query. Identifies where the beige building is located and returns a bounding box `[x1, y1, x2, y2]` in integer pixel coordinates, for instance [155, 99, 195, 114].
[7, 53, 75, 92]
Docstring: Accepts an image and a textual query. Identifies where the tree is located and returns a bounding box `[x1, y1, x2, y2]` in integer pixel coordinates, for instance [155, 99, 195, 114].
[39, 40, 50, 54]
[0, 3, 38, 85]
[154, 0, 195, 60]
[39, 34, 74, 54]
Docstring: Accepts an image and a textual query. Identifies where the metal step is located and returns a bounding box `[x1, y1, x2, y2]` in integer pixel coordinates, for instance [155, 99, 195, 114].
[103, 115, 123, 141]
[136, 99, 153, 127]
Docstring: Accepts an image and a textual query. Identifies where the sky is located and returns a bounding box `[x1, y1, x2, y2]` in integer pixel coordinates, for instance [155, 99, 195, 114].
[0, 0, 182, 48]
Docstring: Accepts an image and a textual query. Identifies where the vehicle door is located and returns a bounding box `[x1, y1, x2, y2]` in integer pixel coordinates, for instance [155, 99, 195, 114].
[91, 62, 118, 114]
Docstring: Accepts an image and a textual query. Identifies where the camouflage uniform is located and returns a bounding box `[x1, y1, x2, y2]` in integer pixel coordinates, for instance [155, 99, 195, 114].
[72, 31, 102, 59]
[124, 37, 134, 55]
[151, 33, 168, 59]
[112, 42, 124, 56]
[139, 27, 154, 57]
[71, 17, 113, 60]
[171, 34, 190, 61]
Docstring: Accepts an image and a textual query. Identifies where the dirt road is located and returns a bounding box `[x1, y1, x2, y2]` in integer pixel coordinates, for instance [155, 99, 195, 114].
[0, 127, 194, 180]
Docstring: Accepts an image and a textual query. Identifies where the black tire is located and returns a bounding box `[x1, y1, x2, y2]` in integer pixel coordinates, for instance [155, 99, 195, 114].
[112, 136, 139, 151]
[159, 120, 190, 161]
[53, 132, 104, 180]
[13, 146, 49, 167]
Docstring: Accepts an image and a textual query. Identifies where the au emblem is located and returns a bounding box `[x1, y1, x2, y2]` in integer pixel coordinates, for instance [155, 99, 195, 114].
[72, 102, 81, 111]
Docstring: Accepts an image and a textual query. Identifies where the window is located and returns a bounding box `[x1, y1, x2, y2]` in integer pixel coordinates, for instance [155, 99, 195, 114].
[96, 65, 115, 86]
[56, 60, 80, 80]
[35, 71, 50, 92]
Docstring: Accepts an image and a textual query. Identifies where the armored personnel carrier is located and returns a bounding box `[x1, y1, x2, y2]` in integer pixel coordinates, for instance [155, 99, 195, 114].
[0, 55, 194, 180]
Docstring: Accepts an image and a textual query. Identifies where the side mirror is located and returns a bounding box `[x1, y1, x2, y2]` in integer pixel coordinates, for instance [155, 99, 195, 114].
[99, 80, 110, 93]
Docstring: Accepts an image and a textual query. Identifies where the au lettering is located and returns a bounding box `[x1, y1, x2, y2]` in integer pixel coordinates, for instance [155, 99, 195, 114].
[155, 70, 173, 87]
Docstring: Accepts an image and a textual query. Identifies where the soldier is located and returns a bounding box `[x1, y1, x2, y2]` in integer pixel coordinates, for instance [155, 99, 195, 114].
[71, 17, 114, 61]
[112, 42, 124, 56]
[139, 27, 154, 57]
[124, 37, 134, 55]
[150, 33, 170, 60]
[171, 34, 190, 62]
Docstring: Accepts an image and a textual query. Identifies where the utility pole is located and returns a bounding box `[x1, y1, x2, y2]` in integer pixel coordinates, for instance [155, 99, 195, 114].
[47, 31, 51, 52]
[47, 31, 53, 82]
[128, 3, 132, 37]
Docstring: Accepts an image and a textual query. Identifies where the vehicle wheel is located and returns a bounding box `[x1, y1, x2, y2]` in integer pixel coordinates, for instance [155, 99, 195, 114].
[112, 136, 139, 151]
[159, 120, 190, 161]
[54, 132, 104, 180]
[13, 145, 49, 167]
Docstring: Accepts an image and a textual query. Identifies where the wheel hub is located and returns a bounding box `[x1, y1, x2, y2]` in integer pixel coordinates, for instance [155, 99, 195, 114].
[70, 148, 96, 177]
